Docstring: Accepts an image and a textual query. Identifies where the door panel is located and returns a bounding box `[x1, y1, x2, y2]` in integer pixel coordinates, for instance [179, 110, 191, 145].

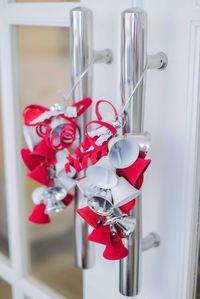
[0, 0, 198, 298]
[83, 0, 200, 299]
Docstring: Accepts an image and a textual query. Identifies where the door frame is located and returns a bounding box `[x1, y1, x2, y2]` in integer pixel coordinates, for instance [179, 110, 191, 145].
[0, 1, 200, 299]
[0, 2, 79, 299]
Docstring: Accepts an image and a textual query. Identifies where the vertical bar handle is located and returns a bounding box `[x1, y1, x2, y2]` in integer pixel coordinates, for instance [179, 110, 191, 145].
[70, 7, 94, 269]
[120, 8, 147, 296]
[120, 7, 166, 296]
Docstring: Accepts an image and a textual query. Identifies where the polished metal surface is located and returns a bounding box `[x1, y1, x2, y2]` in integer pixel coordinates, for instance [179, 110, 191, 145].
[120, 7, 164, 297]
[70, 7, 113, 270]
[94, 49, 113, 64]
[120, 7, 147, 296]
[70, 7, 94, 269]
[142, 232, 160, 251]
[121, 7, 147, 134]
[147, 52, 168, 70]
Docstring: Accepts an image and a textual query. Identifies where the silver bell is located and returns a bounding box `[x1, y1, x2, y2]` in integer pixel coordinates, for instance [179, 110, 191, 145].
[115, 216, 136, 237]
[87, 188, 113, 216]
[43, 186, 67, 214]
[45, 197, 66, 214]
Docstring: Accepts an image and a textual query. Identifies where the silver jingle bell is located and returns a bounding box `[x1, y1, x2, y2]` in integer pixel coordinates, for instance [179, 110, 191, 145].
[87, 188, 113, 216]
[115, 216, 136, 237]
[43, 186, 67, 214]
[45, 197, 66, 214]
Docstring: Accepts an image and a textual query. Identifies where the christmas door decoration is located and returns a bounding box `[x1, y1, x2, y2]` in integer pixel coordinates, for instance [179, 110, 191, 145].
[21, 98, 151, 261]
[21, 98, 92, 224]
[67, 100, 151, 260]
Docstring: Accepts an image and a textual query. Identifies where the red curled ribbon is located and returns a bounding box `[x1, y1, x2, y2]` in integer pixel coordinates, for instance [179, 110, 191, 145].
[72, 97, 92, 117]
[65, 100, 118, 173]
[44, 119, 77, 151]
[22, 98, 92, 151]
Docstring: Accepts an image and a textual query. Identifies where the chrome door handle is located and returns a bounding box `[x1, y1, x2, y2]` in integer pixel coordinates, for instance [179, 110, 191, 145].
[120, 7, 167, 296]
[70, 7, 112, 270]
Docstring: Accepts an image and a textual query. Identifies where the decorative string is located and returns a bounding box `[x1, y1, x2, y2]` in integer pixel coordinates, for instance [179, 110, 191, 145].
[119, 64, 148, 117]
[58, 55, 147, 117]
[59, 57, 96, 101]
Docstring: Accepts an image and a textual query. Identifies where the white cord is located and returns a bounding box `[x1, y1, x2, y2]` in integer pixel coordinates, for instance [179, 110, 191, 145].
[60, 57, 95, 101]
[119, 65, 147, 117]
[58, 59, 147, 120]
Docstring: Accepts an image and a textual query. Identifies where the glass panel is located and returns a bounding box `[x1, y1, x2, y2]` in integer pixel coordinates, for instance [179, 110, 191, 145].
[0, 84, 10, 258]
[0, 279, 12, 299]
[17, 26, 82, 299]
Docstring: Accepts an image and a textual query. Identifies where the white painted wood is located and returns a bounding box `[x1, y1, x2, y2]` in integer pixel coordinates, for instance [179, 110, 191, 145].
[0, 257, 67, 299]
[0, 0, 199, 299]
[21, 277, 66, 299]
[83, 0, 200, 299]
[0, 22, 25, 299]
[0, 254, 15, 285]
[0, 2, 79, 299]
[0, 3, 77, 27]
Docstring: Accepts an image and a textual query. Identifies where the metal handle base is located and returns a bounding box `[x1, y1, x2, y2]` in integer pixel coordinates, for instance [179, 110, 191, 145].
[147, 52, 168, 70]
[142, 233, 160, 252]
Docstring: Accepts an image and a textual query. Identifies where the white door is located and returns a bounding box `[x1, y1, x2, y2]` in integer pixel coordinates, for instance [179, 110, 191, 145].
[0, 0, 199, 299]
[82, 1, 200, 299]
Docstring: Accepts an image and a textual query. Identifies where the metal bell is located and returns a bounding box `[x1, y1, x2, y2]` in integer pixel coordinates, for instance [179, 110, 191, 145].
[115, 216, 136, 237]
[43, 186, 67, 214]
[87, 188, 113, 216]
[45, 197, 66, 214]
[108, 135, 139, 169]
[104, 207, 136, 237]
[86, 156, 118, 189]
